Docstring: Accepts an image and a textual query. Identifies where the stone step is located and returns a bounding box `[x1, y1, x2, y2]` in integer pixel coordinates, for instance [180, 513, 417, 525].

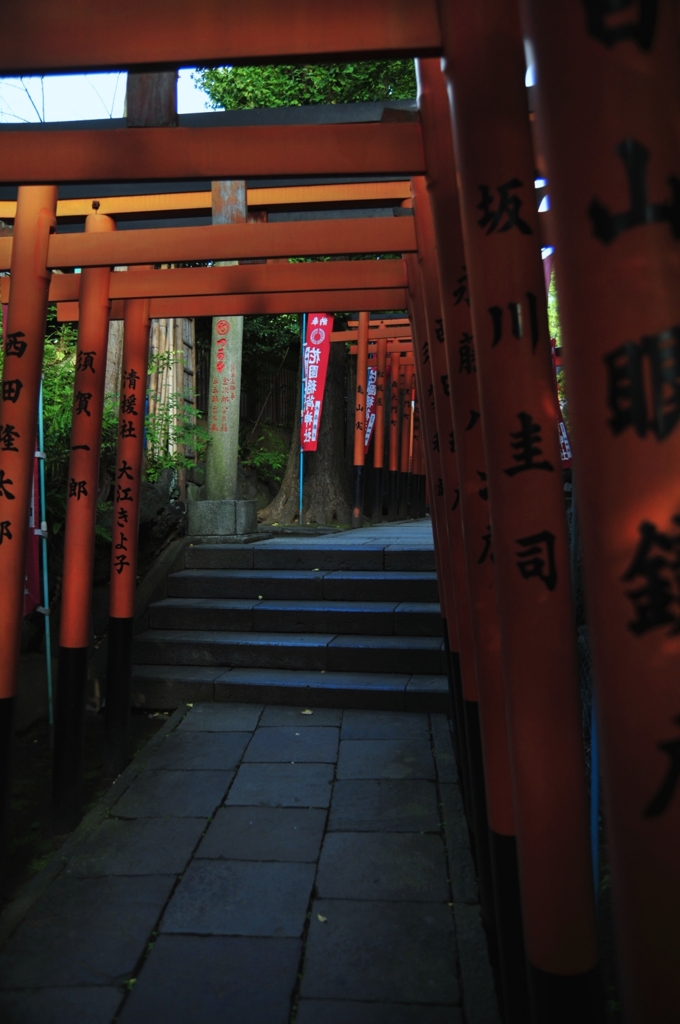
[133, 629, 447, 676]
[185, 543, 436, 573]
[167, 569, 439, 603]
[149, 598, 443, 637]
[131, 664, 450, 713]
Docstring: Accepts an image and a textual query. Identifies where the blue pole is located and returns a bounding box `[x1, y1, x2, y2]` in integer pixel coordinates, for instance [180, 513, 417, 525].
[37, 379, 54, 730]
[299, 314, 306, 526]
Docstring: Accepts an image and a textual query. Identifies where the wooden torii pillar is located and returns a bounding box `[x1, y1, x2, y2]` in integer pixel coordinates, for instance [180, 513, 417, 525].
[522, 0, 680, 1018]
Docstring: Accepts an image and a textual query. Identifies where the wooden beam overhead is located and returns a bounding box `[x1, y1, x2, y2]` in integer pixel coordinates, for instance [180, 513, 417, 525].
[0, 182, 413, 222]
[0, 0, 441, 75]
[331, 325, 412, 341]
[0, 217, 416, 272]
[0, 259, 407, 303]
[0, 122, 425, 186]
[56, 288, 408, 321]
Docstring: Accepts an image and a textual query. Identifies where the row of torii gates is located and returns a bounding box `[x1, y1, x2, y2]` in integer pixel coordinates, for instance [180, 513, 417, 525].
[0, 3, 677, 1022]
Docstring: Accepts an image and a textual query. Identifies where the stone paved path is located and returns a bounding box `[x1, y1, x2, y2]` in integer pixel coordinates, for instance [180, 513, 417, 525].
[0, 702, 500, 1024]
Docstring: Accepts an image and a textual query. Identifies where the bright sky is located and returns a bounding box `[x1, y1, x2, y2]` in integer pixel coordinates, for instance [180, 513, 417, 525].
[0, 69, 210, 123]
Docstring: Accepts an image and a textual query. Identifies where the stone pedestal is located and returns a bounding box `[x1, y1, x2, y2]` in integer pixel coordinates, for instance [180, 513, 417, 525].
[187, 499, 258, 539]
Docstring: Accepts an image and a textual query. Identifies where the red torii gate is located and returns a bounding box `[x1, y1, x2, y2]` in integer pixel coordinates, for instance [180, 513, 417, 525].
[0, 3, 678, 1020]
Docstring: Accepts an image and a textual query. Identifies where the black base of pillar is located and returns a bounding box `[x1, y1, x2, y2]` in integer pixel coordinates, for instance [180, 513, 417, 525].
[418, 473, 427, 518]
[463, 699, 496, 954]
[104, 617, 134, 779]
[371, 467, 383, 523]
[0, 696, 14, 882]
[397, 471, 409, 518]
[443, 638, 472, 823]
[52, 646, 88, 834]
[528, 962, 604, 1024]
[387, 470, 399, 521]
[489, 830, 531, 1024]
[352, 465, 364, 528]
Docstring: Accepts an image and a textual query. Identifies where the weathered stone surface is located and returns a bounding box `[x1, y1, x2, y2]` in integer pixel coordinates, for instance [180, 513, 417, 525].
[68, 817, 206, 877]
[178, 701, 262, 732]
[440, 783, 479, 906]
[117, 935, 300, 1024]
[226, 763, 334, 808]
[341, 710, 430, 741]
[316, 833, 450, 902]
[196, 807, 327, 863]
[336, 739, 436, 780]
[0, 875, 175, 988]
[259, 706, 342, 728]
[243, 726, 339, 764]
[0, 986, 124, 1024]
[112, 770, 233, 818]
[143, 731, 250, 771]
[295, 1001, 462, 1024]
[328, 779, 441, 833]
[431, 713, 459, 783]
[188, 499, 236, 537]
[452, 904, 502, 1024]
[300, 900, 459, 1005]
[161, 860, 315, 937]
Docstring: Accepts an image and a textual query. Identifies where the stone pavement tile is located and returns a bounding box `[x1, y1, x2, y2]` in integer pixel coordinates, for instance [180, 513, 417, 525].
[117, 934, 300, 1024]
[405, 675, 450, 712]
[328, 779, 441, 833]
[178, 702, 263, 732]
[0, 986, 124, 1024]
[227, 763, 334, 808]
[453, 904, 502, 1024]
[300, 900, 459, 1004]
[196, 806, 327, 862]
[337, 739, 436, 780]
[316, 833, 450, 902]
[0, 875, 175, 988]
[440, 784, 479, 905]
[112, 770, 233, 818]
[260, 705, 342, 727]
[143, 730, 250, 770]
[431, 714, 458, 783]
[295, 1000, 462, 1024]
[341, 710, 430, 740]
[68, 816, 206, 877]
[161, 860, 315, 937]
[243, 726, 339, 763]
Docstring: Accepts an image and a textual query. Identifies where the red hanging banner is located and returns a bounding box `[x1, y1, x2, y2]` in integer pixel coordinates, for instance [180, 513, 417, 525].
[363, 365, 378, 452]
[300, 313, 332, 451]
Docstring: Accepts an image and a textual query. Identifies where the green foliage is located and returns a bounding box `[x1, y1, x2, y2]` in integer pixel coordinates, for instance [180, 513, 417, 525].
[243, 313, 300, 358]
[547, 265, 561, 347]
[240, 425, 289, 485]
[195, 60, 416, 110]
[145, 351, 210, 482]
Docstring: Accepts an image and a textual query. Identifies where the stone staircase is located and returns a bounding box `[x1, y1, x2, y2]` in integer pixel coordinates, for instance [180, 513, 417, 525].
[132, 528, 450, 712]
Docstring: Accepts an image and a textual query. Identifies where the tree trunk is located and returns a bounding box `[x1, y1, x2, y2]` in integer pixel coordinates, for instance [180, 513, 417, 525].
[304, 341, 352, 525]
[258, 348, 302, 525]
[258, 342, 352, 526]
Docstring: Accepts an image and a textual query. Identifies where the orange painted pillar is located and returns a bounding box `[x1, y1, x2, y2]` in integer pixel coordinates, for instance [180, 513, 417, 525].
[370, 336, 387, 522]
[52, 211, 115, 831]
[436, 0, 601, 1014]
[406, 254, 486, 858]
[411, 387, 424, 517]
[521, 1, 680, 1018]
[409, 236, 507, 968]
[104, 277, 151, 777]
[0, 185, 56, 851]
[352, 311, 369, 528]
[398, 361, 413, 518]
[387, 351, 401, 519]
